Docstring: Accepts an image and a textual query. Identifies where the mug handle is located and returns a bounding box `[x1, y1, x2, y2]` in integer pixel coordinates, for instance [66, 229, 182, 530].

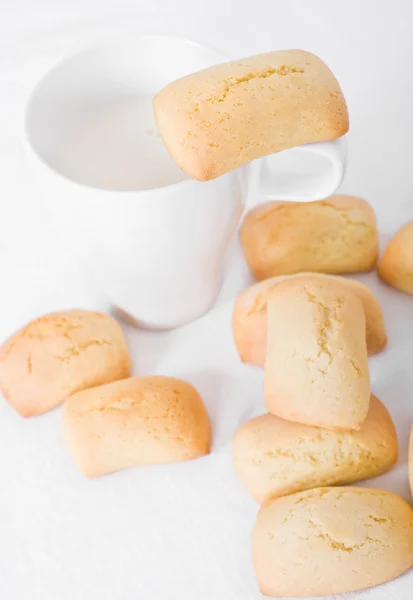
[246, 136, 347, 207]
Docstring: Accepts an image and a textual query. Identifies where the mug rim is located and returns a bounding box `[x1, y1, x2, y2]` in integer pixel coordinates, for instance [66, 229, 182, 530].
[23, 33, 230, 197]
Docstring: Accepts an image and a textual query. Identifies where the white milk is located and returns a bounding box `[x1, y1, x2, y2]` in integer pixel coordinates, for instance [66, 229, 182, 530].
[53, 95, 188, 191]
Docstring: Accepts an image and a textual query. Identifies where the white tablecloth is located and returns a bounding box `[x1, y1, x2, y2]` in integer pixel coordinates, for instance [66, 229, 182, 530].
[1, 2, 413, 599]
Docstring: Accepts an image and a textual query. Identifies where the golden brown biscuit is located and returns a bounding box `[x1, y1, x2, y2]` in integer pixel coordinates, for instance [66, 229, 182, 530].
[264, 276, 370, 430]
[233, 395, 397, 503]
[252, 487, 413, 597]
[232, 273, 387, 366]
[62, 376, 211, 477]
[0, 310, 130, 417]
[154, 50, 348, 181]
[239, 195, 378, 280]
[378, 221, 413, 294]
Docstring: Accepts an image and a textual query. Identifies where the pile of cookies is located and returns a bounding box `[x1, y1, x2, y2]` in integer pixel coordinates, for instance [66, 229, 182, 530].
[232, 195, 413, 596]
[2, 45, 413, 598]
[1, 194, 412, 598]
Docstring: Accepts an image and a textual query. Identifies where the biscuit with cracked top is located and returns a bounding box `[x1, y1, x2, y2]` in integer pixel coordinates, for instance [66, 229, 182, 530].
[378, 221, 413, 294]
[252, 487, 413, 597]
[62, 376, 211, 477]
[154, 50, 348, 181]
[232, 272, 387, 367]
[233, 395, 397, 503]
[239, 195, 378, 280]
[0, 310, 130, 417]
[264, 276, 370, 430]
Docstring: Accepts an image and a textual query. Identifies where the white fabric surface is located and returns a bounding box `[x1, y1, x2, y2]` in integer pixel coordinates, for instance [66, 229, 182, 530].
[1, 2, 413, 599]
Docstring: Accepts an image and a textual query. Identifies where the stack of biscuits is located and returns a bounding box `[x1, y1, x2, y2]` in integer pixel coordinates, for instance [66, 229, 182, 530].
[231, 195, 413, 596]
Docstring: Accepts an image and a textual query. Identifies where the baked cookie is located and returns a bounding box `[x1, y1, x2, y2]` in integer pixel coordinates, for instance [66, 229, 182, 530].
[239, 195, 378, 280]
[232, 272, 387, 367]
[62, 376, 211, 477]
[154, 50, 348, 181]
[0, 310, 130, 417]
[233, 395, 397, 503]
[265, 276, 370, 430]
[252, 487, 413, 597]
[378, 221, 413, 294]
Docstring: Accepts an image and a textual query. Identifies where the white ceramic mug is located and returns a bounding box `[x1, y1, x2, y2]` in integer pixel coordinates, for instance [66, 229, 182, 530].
[24, 35, 347, 330]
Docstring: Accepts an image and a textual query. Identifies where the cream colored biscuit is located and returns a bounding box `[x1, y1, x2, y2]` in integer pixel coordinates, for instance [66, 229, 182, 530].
[62, 376, 211, 477]
[252, 487, 413, 597]
[265, 276, 370, 430]
[410, 427, 413, 500]
[233, 396, 397, 503]
[232, 273, 387, 366]
[0, 310, 130, 417]
[378, 221, 413, 294]
[241, 195, 379, 279]
[239, 195, 378, 280]
[154, 50, 348, 181]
